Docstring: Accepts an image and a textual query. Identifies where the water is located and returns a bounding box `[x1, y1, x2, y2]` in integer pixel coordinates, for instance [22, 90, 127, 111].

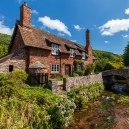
[106, 83, 127, 95]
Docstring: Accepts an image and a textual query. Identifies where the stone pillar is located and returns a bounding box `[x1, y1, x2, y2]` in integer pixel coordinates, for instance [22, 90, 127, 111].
[48, 80, 58, 94]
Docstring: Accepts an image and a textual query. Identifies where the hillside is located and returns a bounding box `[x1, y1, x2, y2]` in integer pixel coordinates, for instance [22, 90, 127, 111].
[93, 49, 123, 62]
[0, 33, 11, 57]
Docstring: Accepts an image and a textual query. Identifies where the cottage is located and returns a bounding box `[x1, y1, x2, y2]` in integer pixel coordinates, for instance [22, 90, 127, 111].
[0, 2, 97, 78]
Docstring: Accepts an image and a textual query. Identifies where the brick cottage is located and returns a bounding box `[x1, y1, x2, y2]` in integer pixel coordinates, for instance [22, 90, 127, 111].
[0, 2, 97, 78]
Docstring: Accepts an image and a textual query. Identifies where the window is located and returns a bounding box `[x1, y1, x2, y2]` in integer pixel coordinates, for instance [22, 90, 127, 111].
[70, 49, 75, 57]
[78, 65, 81, 71]
[9, 65, 13, 72]
[51, 64, 60, 72]
[82, 52, 86, 59]
[52, 44, 59, 55]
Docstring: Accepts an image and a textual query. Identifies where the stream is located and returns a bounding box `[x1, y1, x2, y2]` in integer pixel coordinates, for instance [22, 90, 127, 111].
[68, 83, 129, 129]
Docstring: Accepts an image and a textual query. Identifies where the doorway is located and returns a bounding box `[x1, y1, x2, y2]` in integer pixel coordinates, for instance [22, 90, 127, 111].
[65, 65, 70, 75]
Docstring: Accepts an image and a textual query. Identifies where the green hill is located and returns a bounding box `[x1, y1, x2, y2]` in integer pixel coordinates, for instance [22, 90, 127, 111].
[93, 49, 123, 62]
[0, 33, 11, 57]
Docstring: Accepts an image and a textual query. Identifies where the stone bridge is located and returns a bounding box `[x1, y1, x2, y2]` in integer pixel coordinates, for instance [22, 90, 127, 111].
[102, 68, 129, 87]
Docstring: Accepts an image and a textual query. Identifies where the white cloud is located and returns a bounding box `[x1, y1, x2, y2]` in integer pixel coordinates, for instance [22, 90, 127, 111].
[18, 0, 21, 4]
[71, 40, 76, 42]
[104, 41, 110, 43]
[0, 20, 14, 35]
[38, 16, 71, 37]
[74, 25, 83, 31]
[122, 34, 128, 38]
[58, 32, 65, 36]
[32, 10, 39, 15]
[125, 8, 129, 15]
[99, 19, 129, 36]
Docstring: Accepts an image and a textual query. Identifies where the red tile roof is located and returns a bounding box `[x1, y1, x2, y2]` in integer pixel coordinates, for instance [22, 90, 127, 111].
[18, 23, 87, 56]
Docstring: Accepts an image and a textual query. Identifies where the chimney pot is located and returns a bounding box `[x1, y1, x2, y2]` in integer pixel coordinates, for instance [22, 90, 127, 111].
[24, 2, 27, 6]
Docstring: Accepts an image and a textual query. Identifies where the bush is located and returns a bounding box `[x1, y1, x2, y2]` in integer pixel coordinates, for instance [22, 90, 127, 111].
[51, 73, 63, 78]
[73, 72, 79, 77]
[75, 95, 86, 109]
[85, 64, 95, 75]
[76, 70, 84, 76]
[67, 91, 75, 100]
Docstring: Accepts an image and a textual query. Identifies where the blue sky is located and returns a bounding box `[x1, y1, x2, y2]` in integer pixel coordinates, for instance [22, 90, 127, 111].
[1, 0, 129, 54]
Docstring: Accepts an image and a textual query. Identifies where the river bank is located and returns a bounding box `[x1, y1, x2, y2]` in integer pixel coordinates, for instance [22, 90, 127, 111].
[68, 84, 129, 129]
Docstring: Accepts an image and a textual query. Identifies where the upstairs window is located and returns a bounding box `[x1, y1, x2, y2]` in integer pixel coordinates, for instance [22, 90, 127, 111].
[82, 52, 86, 59]
[51, 64, 60, 73]
[70, 49, 75, 57]
[52, 44, 59, 55]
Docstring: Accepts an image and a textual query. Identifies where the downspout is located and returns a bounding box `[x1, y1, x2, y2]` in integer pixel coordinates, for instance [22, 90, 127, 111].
[60, 52, 62, 74]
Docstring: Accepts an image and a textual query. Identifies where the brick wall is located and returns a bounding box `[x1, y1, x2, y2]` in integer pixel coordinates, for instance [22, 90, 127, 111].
[28, 47, 87, 77]
[11, 27, 25, 52]
[0, 49, 28, 73]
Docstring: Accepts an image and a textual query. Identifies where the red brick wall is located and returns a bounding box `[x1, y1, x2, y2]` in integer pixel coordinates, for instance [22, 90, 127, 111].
[28, 47, 84, 77]
[11, 28, 25, 52]
[20, 2, 31, 28]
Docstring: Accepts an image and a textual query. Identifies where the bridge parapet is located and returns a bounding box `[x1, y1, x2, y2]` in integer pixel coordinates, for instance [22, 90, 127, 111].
[102, 68, 129, 79]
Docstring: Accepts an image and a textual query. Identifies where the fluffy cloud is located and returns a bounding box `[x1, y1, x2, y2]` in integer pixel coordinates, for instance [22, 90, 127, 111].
[32, 10, 39, 15]
[74, 25, 83, 31]
[104, 41, 110, 43]
[18, 0, 21, 4]
[125, 8, 129, 15]
[71, 40, 76, 42]
[99, 19, 129, 36]
[0, 17, 13, 35]
[38, 16, 71, 37]
[122, 35, 128, 38]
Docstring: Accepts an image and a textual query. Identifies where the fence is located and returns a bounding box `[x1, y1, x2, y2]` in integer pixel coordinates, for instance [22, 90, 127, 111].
[29, 73, 48, 86]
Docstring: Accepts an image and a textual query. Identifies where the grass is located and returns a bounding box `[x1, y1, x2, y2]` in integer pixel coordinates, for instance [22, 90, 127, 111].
[100, 102, 110, 110]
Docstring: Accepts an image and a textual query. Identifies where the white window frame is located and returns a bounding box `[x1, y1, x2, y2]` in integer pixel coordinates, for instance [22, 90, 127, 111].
[82, 52, 86, 59]
[52, 44, 59, 55]
[78, 65, 81, 71]
[70, 49, 75, 58]
[51, 64, 60, 73]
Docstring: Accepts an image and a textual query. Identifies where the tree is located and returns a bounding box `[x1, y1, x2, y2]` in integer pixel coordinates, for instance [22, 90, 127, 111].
[123, 42, 129, 66]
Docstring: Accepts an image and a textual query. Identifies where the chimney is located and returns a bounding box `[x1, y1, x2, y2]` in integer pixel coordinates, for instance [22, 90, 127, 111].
[19, 2, 31, 28]
[85, 29, 93, 63]
[86, 29, 90, 46]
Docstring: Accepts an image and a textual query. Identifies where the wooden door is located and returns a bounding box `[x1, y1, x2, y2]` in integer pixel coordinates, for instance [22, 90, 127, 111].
[65, 65, 70, 75]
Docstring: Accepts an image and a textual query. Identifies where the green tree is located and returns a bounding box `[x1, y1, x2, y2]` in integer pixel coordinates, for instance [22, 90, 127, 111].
[123, 42, 129, 66]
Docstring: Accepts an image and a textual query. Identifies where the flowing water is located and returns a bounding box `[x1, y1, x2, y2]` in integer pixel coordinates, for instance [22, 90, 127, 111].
[68, 83, 129, 129]
[106, 83, 127, 95]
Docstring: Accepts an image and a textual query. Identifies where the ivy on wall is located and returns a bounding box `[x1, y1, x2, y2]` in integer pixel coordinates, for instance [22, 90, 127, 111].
[74, 60, 84, 72]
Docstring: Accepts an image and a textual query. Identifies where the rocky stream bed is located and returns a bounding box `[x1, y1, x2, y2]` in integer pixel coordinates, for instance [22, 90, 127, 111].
[68, 83, 129, 129]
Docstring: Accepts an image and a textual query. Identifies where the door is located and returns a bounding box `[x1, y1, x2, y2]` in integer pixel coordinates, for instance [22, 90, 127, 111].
[65, 65, 70, 75]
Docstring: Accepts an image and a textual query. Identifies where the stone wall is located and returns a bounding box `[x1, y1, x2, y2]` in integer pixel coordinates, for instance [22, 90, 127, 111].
[0, 48, 28, 73]
[63, 73, 103, 92]
[48, 80, 58, 94]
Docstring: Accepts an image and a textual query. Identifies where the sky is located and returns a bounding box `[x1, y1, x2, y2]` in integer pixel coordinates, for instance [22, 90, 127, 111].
[1, 0, 129, 55]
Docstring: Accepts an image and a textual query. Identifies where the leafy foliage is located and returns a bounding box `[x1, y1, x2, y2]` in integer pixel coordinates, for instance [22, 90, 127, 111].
[0, 70, 75, 128]
[123, 42, 129, 66]
[93, 49, 123, 72]
[0, 33, 11, 57]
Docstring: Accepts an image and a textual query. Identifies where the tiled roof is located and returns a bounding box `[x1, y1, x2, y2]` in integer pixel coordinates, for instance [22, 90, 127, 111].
[29, 61, 47, 69]
[18, 23, 87, 56]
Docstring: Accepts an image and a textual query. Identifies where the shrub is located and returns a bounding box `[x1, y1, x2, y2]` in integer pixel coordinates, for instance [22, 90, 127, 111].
[73, 72, 79, 77]
[85, 64, 95, 75]
[67, 90, 75, 100]
[76, 70, 84, 76]
[51, 73, 63, 78]
[75, 95, 86, 109]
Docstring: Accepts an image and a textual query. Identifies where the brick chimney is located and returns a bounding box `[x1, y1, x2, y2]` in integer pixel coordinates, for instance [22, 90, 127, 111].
[85, 29, 93, 63]
[19, 2, 31, 28]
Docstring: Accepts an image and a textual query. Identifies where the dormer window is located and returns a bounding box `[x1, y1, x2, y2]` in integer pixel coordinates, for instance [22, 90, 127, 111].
[52, 44, 59, 55]
[82, 52, 86, 59]
[70, 49, 75, 57]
